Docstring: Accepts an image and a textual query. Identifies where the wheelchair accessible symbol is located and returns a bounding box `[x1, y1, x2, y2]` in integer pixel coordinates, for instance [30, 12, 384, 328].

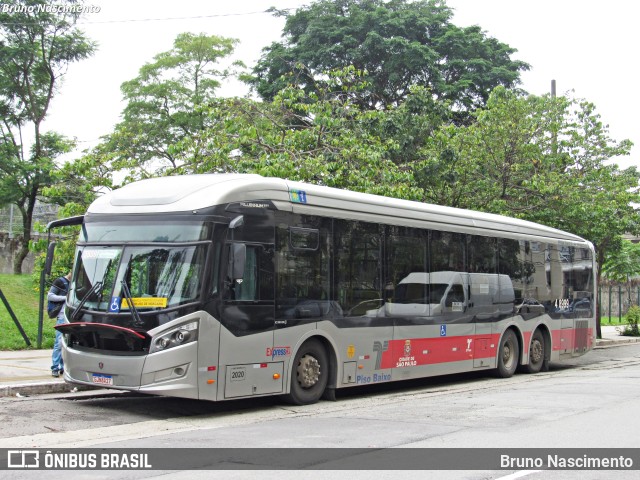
[440, 325, 447, 337]
[109, 297, 122, 313]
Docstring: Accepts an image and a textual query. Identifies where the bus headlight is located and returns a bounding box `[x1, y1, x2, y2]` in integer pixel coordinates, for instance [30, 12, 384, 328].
[150, 321, 198, 353]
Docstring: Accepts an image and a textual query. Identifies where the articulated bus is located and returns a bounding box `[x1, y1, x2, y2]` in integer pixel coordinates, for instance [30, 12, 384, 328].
[52, 174, 596, 405]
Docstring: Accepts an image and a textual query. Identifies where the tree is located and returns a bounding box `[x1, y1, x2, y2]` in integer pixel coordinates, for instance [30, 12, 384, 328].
[175, 67, 418, 198]
[0, 0, 95, 273]
[415, 87, 571, 212]
[96, 33, 242, 184]
[251, 0, 528, 115]
[602, 239, 640, 307]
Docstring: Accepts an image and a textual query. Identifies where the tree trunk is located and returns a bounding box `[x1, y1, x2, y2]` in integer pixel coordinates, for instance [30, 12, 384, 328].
[12, 191, 36, 275]
[12, 238, 30, 275]
[596, 248, 605, 339]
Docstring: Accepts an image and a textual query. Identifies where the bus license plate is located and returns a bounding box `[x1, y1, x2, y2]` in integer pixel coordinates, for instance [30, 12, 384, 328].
[92, 373, 113, 386]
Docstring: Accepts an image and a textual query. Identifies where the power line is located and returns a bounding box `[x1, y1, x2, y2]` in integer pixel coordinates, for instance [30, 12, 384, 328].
[0, 7, 300, 27]
[78, 9, 291, 25]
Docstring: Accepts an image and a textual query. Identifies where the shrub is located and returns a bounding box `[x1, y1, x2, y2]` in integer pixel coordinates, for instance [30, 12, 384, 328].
[623, 305, 640, 336]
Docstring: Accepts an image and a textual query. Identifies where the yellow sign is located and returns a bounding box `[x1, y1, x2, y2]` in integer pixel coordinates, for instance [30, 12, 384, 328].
[347, 344, 355, 359]
[122, 297, 168, 308]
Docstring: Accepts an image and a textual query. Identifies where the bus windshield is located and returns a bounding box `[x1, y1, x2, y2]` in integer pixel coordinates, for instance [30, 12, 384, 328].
[70, 244, 208, 313]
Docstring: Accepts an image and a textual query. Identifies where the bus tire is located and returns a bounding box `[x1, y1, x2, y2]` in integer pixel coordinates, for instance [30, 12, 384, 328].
[495, 329, 519, 378]
[524, 329, 545, 374]
[286, 339, 329, 405]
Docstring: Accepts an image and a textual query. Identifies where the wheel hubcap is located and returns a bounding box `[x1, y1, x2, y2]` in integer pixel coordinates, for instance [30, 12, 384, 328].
[297, 354, 321, 388]
[530, 339, 543, 363]
[502, 342, 514, 368]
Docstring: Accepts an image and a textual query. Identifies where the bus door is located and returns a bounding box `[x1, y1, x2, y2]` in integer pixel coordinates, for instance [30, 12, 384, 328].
[273, 222, 332, 378]
[218, 241, 281, 399]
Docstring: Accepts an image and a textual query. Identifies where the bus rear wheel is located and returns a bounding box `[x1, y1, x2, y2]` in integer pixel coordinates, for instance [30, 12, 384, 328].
[495, 330, 519, 378]
[524, 329, 545, 374]
[286, 339, 329, 405]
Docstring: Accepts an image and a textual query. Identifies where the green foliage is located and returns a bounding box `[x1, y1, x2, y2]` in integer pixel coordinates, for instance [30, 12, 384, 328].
[416, 87, 639, 251]
[0, 274, 52, 350]
[31, 202, 83, 291]
[622, 305, 640, 336]
[251, 0, 528, 116]
[367, 84, 450, 165]
[175, 67, 421, 198]
[602, 240, 640, 284]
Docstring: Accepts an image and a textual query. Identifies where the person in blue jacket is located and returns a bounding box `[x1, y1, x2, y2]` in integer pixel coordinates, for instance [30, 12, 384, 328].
[47, 272, 71, 377]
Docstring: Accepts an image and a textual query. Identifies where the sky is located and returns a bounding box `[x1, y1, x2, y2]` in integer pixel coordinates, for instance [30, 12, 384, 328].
[36, 0, 640, 169]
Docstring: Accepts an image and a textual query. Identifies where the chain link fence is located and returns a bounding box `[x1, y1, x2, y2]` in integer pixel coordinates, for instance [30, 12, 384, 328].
[0, 202, 59, 238]
[0, 202, 60, 274]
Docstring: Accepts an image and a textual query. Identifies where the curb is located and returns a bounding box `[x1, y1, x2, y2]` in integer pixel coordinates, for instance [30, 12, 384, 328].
[1, 382, 99, 398]
[595, 337, 640, 348]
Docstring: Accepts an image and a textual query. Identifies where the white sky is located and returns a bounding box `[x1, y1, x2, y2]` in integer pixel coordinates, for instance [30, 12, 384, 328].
[41, 0, 639, 169]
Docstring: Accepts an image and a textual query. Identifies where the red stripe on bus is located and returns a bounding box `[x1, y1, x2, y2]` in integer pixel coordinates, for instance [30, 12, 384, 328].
[379, 334, 501, 369]
[378, 328, 593, 369]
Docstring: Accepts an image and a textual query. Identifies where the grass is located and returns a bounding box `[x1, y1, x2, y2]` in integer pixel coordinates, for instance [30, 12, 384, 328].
[601, 315, 630, 326]
[0, 274, 55, 350]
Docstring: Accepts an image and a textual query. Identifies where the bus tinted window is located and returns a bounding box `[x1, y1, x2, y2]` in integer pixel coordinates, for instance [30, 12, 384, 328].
[334, 220, 381, 314]
[289, 227, 320, 250]
[276, 220, 331, 319]
[81, 222, 211, 242]
[430, 231, 465, 271]
[232, 245, 274, 302]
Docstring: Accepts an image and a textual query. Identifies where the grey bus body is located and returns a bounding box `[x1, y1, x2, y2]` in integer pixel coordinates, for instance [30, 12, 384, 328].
[55, 174, 596, 404]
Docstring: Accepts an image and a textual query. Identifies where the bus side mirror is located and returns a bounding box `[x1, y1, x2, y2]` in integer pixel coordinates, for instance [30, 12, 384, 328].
[44, 242, 56, 276]
[229, 243, 246, 281]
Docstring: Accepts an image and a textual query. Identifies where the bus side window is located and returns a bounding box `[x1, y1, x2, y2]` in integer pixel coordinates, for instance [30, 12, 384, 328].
[276, 220, 330, 314]
[228, 245, 274, 302]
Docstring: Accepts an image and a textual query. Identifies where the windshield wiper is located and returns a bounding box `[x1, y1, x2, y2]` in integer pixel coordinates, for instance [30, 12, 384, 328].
[121, 279, 143, 327]
[70, 258, 112, 322]
[70, 281, 103, 322]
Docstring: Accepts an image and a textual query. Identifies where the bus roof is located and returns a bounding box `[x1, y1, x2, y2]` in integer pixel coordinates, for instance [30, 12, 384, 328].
[87, 174, 589, 245]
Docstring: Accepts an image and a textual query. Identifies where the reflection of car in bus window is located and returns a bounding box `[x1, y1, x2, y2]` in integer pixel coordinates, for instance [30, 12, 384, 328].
[375, 271, 515, 318]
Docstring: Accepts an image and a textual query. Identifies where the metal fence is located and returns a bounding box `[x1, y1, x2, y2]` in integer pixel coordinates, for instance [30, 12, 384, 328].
[0, 202, 60, 274]
[0, 202, 59, 237]
[598, 284, 640, 322]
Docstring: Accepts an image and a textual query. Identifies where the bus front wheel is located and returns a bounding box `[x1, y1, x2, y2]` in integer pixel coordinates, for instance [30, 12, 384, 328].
[286, 339, 329, 405]
[496, 330, 519, 378]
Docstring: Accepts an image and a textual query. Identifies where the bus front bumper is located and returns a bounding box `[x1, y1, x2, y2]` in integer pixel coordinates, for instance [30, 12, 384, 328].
[60, 340, 200, 400]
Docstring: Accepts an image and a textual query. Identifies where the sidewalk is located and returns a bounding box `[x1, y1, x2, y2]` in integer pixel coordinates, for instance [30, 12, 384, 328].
[0, 349, 98, 397]
[1, 325, 639, 397]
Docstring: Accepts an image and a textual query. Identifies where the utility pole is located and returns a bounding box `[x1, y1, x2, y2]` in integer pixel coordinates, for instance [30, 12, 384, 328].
[551, 79, 557, 155]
